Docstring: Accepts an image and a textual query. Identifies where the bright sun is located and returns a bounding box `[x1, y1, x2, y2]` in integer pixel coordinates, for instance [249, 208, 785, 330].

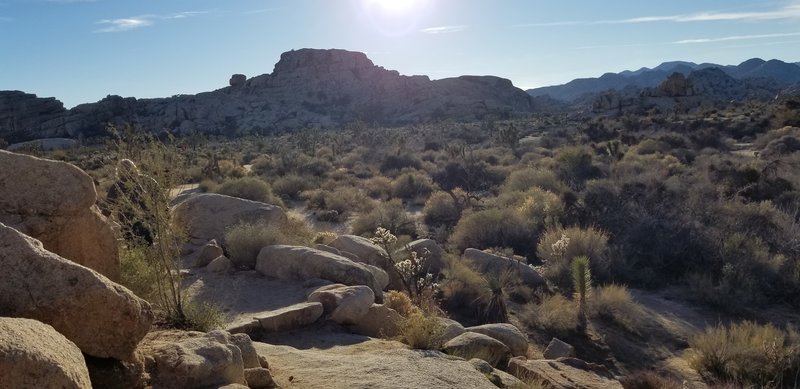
[365, 0, 425, 15]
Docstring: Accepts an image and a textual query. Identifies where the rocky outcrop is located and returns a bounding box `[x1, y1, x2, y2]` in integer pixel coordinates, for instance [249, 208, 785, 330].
[466, 323, 528, 357]
[463, 248, 546, 288]
[543, 337, 575, 359]
[0, 91, 66, 143]
[0, 317, 92, 389]
[0, 223, 153, 360]
[139, 330, 264, 389]
[0, 150, 119, 279]
[508, 357, 623, 389]
[173, 193, 286, 262]
[253, 302, 324, 333]
[2, 49, 534, 142]
[443, 332, 511, 368]
[353, 304, 403, 338]
[256, 245, 384, 295]
[308, 284, 375, 325]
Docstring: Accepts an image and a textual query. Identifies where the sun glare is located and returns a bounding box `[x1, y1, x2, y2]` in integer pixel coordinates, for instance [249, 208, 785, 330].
[362, 0, 431, 36]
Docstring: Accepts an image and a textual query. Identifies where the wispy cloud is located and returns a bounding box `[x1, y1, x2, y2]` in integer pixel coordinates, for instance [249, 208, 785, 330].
[516, 2, 800, 27]
[243, 8, 281, 15]
[673, 31, 800, 44]
[94, 11, 210, 33]
[420, 25, 467, 34]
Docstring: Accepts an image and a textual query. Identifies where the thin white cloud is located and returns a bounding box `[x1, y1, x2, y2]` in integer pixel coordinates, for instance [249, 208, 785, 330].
[674, 31, 800, 44]
[244, 8, 281, 15]
[94, 10, 210, 33]
[95, 17, 152, 32]
[420, 25, 467, 34]
[516, 2, 800, 27]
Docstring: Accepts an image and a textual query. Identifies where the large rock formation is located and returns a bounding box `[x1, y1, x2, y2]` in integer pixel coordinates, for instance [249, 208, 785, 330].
[1, 49, 535, 142]
[0, 223, 153, 360]
[0, 91, 66, 143]
[0, 317, 92, 389]
[0, 150, 119, 279]
[508, 357, 623, 389]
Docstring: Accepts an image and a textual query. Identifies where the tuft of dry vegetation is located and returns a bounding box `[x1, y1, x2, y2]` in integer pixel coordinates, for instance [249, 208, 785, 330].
[589, 284, 646, 333]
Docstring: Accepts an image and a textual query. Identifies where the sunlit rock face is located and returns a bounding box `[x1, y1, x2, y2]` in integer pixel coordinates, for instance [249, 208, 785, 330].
[0, 48, 534, 142]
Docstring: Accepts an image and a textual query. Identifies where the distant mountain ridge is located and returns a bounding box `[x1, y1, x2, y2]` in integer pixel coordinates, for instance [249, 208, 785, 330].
[528, 58, 800, 101]
[0, 48, 537, 143]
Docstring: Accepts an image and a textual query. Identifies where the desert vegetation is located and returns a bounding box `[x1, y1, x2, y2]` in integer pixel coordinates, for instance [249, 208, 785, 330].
[10, 92, 800, 388]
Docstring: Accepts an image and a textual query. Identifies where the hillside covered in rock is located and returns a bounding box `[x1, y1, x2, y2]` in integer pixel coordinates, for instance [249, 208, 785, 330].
[0, 48, 536, 143]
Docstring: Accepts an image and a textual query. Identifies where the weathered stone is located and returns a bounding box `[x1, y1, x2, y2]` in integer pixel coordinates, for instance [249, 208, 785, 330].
[193, 239, 224, 268]
[0, 317, 92, 389]
[229, 74, 247, 88]
[353, 304, 404, 338]
[207, 255, 232, 273]
[443, 332, 511, 368]
[463, 248, 546, 288]
[146, 332, 247, 389]
[173, 193, 286, 262]
[543, 337, 574, 360]
[439, 317, 466, 343]
[230, 333, 260, 369]
[0, 150, 119, 279]
[308, 285, 374, 324]
[0, 223, 152, 360]
[256, 245, 382, 295]
[254, 302, 324, 333]
[244, 367, 274, 388]
[508, 357, 623, 389]
[466, 323, 528, 357]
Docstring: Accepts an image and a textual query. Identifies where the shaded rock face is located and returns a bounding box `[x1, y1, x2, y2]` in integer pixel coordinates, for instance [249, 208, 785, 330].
[463, 248, 546, 288]
[0, 317, 92, 389]
[0, 223, 153, 360]
[0, 150, 119, 280]
[443, 332, 511, 368]
[0, 91, 66, 143]
[1, 48, 533, 141]
[466, 323, 528, 357]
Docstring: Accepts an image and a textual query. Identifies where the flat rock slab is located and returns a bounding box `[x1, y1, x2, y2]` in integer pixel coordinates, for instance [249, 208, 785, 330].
[508, 357, 623, 389]
[466, 323, 529, 357]
[254, 302, 324, 333]
[254, 335, 504, 389]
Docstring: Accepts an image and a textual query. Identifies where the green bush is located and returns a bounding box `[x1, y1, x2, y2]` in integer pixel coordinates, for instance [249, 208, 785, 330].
[118, 246, 159, 302]
[351, 199, 417, 237]
[224, 218, 313, 268]
[423, 191, 462, 227]
[688, 322, 800, 388]
[537, 226, 609, 291]
[215, 176, 283, 205]
[391, 171, 435, 199]
[450, 208, 536, 256]
[272, 174, 313, 200]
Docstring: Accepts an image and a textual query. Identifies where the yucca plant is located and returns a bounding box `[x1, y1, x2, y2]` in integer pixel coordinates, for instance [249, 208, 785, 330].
[571, 255, 592, 326]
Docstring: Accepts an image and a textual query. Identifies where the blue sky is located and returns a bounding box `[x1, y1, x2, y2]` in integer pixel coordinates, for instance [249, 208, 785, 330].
[1, 0, 799, 108]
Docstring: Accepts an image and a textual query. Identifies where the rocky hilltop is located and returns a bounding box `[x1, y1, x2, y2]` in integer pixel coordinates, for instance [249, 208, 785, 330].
[529, 57, 800, 102]
[0, 49, 534, 143]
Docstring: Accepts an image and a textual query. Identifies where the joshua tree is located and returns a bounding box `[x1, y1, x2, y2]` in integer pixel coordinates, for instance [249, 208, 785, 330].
[571, 255, 592, 327]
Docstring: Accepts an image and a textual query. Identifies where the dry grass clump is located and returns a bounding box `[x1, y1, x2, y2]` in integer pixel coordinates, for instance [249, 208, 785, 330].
[385, 290, 418, 317]
[620, 371, 684, 389]
[271, 174, 313, 200]
[400, 310, 446, 350]
[589, 284, 645, 333]
[450, 208, 535, 256]
[351, 199, 417, 237]
[181, 300, 224, 332]
[525, 293, 580, 335]
[688, 321, 800, 388]
[224, 217, 314, 267]
[391, 171, 435, 199]
[215, 176, 283, 205]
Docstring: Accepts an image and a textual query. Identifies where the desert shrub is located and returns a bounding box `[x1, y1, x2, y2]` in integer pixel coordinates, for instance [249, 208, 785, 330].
[391, 171, 435, 199]
[620, 371, 684, 389]
[351, 199, 417, 237]
[215, 176, 283, 205]
[514, 188, 564, 228]
[503, 168, 566, 194]
[197, 179, 218, 193]
[364, 176, 393, 199]
[400, 311, 446, 350]
[537, 226, 609, 291]
[385, 290, 418, 317]
[635, 139, 669, 155]
[525, 293, 579, 335]
[224, 218, 313, 267]
[249, 155, 274, 176]
[380, 154, 422, 173]
[554, 146, 602, 189]
[450, 208, 536, 256]
[589, 284, 645, 333]
[218, 160, 247, 178]
[118, 246, 159, 302]
[440, 259, 488, 316]
[304, 186, 373, 216]
[182, 300, 224, 332]
[423, 191, 462, 227]
[272, 174, 313, 200]
[688, 322, 800, 388]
